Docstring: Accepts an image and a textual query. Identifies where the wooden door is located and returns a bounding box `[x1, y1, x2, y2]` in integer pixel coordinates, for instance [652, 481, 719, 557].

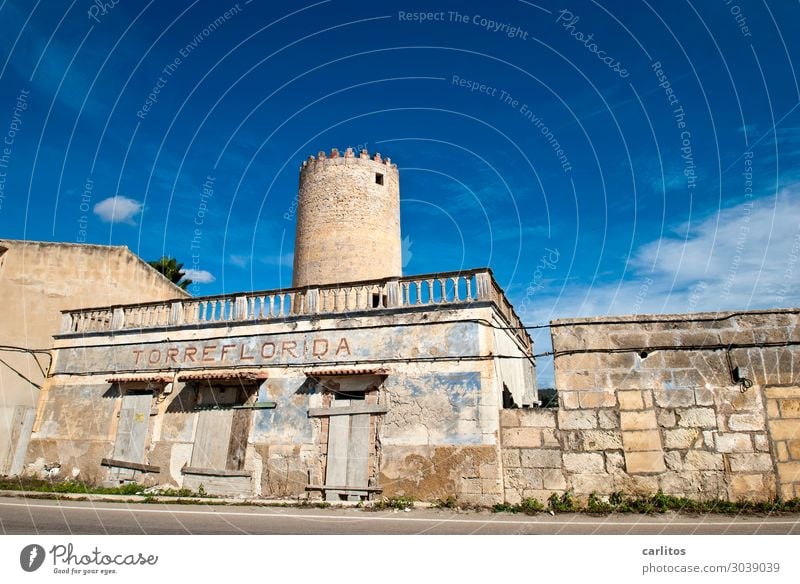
[324, 393, 370, 501]
[110, 391, 152, 480]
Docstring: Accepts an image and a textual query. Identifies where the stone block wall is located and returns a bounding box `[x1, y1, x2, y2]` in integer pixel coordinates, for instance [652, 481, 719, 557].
[500, 309, 800, 504]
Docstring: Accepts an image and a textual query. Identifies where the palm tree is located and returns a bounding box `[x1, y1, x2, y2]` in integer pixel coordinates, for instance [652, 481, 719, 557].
[148, 256, 193, 290]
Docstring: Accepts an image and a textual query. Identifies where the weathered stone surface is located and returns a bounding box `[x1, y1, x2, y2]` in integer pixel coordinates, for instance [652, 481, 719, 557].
[581, 430, 623, 451]
[624, 451, 666, 473]
[598, 409, 619, 429]
[728, 453, 773, 472]
[559, 391, 581, 409]
[766, 419, 800, 441]
[728, 413, 766, 431]
[504, 467, 543, 489]
[754, 433, 769, 452]
[694, 387, 715, 406]
[563, 452, 605, 473]
[622, 430, 662, 452]
[779, 399, 800, 418]
[654, 389, 695, 408]
[520, 449, 562, 469]
[617, 390, 644, 410]
[620, 410, 658, 431]
[663, 428, 702, 449]
[519, 409, 557, 428]
[501, 449, 520, 468]
[714, 433, 753, 453]
[765, 387, 800, 399]
[657, 410, 677, 428]
[542, 468, 567, 490]
[579, 391, 616, 409]
[664, 451, 682, 471]
[499, 409, 520, 428]
[776, 461, 800, 482]
[676, 407, 717, 428]
[558, 409, 597, 430]
[606, 451, 625, 472]
[777, 442, 789, 462]
[788, 440, 800, 460]
[684, 450, 724, 471]
[570, 473, 615, 494]
[502, 428, 541, 448]
[541, 428, 561, 448]
[729, 474, 774, 501]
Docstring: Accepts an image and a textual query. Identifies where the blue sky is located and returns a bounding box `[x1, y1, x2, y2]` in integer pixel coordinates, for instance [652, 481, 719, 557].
[1, 1, 799, 383]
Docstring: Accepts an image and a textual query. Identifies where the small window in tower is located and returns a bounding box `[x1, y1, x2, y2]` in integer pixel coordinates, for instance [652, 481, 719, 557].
[375, 173, 384, 185]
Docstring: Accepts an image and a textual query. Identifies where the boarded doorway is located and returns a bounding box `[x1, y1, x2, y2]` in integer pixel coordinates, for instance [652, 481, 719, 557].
[108, 390, 152, 481]
[307, 374, 387, 502]
[189, 382, 255, 472]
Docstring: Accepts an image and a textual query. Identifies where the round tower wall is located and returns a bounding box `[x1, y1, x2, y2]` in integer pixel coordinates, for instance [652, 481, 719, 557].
[292, 148, 402, 288]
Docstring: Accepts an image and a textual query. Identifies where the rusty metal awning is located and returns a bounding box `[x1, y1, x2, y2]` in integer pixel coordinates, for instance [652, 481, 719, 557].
[106, 373, 175, 384]
[176, 369, 269, 382]
[304, 367, 389, 377]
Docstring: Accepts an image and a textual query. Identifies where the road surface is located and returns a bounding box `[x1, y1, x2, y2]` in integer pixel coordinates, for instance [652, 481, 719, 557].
[1, 496, 799, 534]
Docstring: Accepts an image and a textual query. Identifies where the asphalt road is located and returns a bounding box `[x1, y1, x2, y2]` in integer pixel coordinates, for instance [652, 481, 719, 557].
[1, 496, 799, 534]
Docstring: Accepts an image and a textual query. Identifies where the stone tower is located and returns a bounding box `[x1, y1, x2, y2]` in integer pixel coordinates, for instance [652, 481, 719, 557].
[292, 148, 402, 288]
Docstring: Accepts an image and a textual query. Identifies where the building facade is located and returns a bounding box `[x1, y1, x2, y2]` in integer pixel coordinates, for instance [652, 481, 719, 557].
[0, 239, 188, 477]
[18, 150, 799, 504]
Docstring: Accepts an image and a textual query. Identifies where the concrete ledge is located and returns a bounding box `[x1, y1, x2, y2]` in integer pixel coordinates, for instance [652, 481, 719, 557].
[100, 458, 160, 473]
[181, 467, 252, 477]
[308, 405, 388, 417]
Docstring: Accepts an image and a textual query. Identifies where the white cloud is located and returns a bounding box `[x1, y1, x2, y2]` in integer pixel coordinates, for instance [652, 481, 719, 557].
[183, 269, 216, 284]
[229, 254, 249, 269]
[93, 196, 143, 224]
[259, 253, 294, 268]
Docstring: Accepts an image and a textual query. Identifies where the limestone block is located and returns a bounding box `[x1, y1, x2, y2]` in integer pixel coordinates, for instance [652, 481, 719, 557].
[654, 389, 695, 408]
[729, 474, 768, 498]
[606, 451, 625, 472]
[570, 473, 615, 495]
[777, 442, 789, 462]
[617, 390, 644, 410]
[664, 451, 683, 471]
[480, 463, 500, 480]
[505, 467, 544, 489]
[776, 461, 800, 482]
[504, 488, 522, 506]
[765, 387, 800, 399]
[754, 434, 769, 452]
[676, 407, 717, 428]
[559, 353, 598, 370]
[728, 413, 766, 431]
[624, 451, 666, 474]
[559, 371, 597, 390]
[581, 430, 623, 451]
[542, 469, 567, 490]
[728, 453, 773, 473]
[767, 400, 780, 418]
[579, 391, 617, 409]
[502, 449, 521, 468]
[482, 478, 503, 495]
[598, 409, 619, 429]
[502, 428, 541, 448]
[520, 449, 562, 469]
[766, 419, 800, 441]
[779, 399, 800, 418]
[499, 409, 520, 428]
[622, 430, 662, 452]
[663, 428, 701, 449]
[620, 410, 658, 431]
[714, 433, 753, 453]
[683, 450, 724, 471]
[563, 452, 605, 473]
[788, 440, 800, 460]
[694, 387, 715, 406]
[558, 409, 597, 430]
[559, 391, 581, 409]
[642, 391, 654, 409]
[657, 410, 677, 428]
[519, 409, 557, 428]
[541, 428, 561, 448]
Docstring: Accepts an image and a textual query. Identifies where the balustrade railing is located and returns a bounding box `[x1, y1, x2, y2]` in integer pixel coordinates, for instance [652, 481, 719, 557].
[59, 268, 531, 348]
